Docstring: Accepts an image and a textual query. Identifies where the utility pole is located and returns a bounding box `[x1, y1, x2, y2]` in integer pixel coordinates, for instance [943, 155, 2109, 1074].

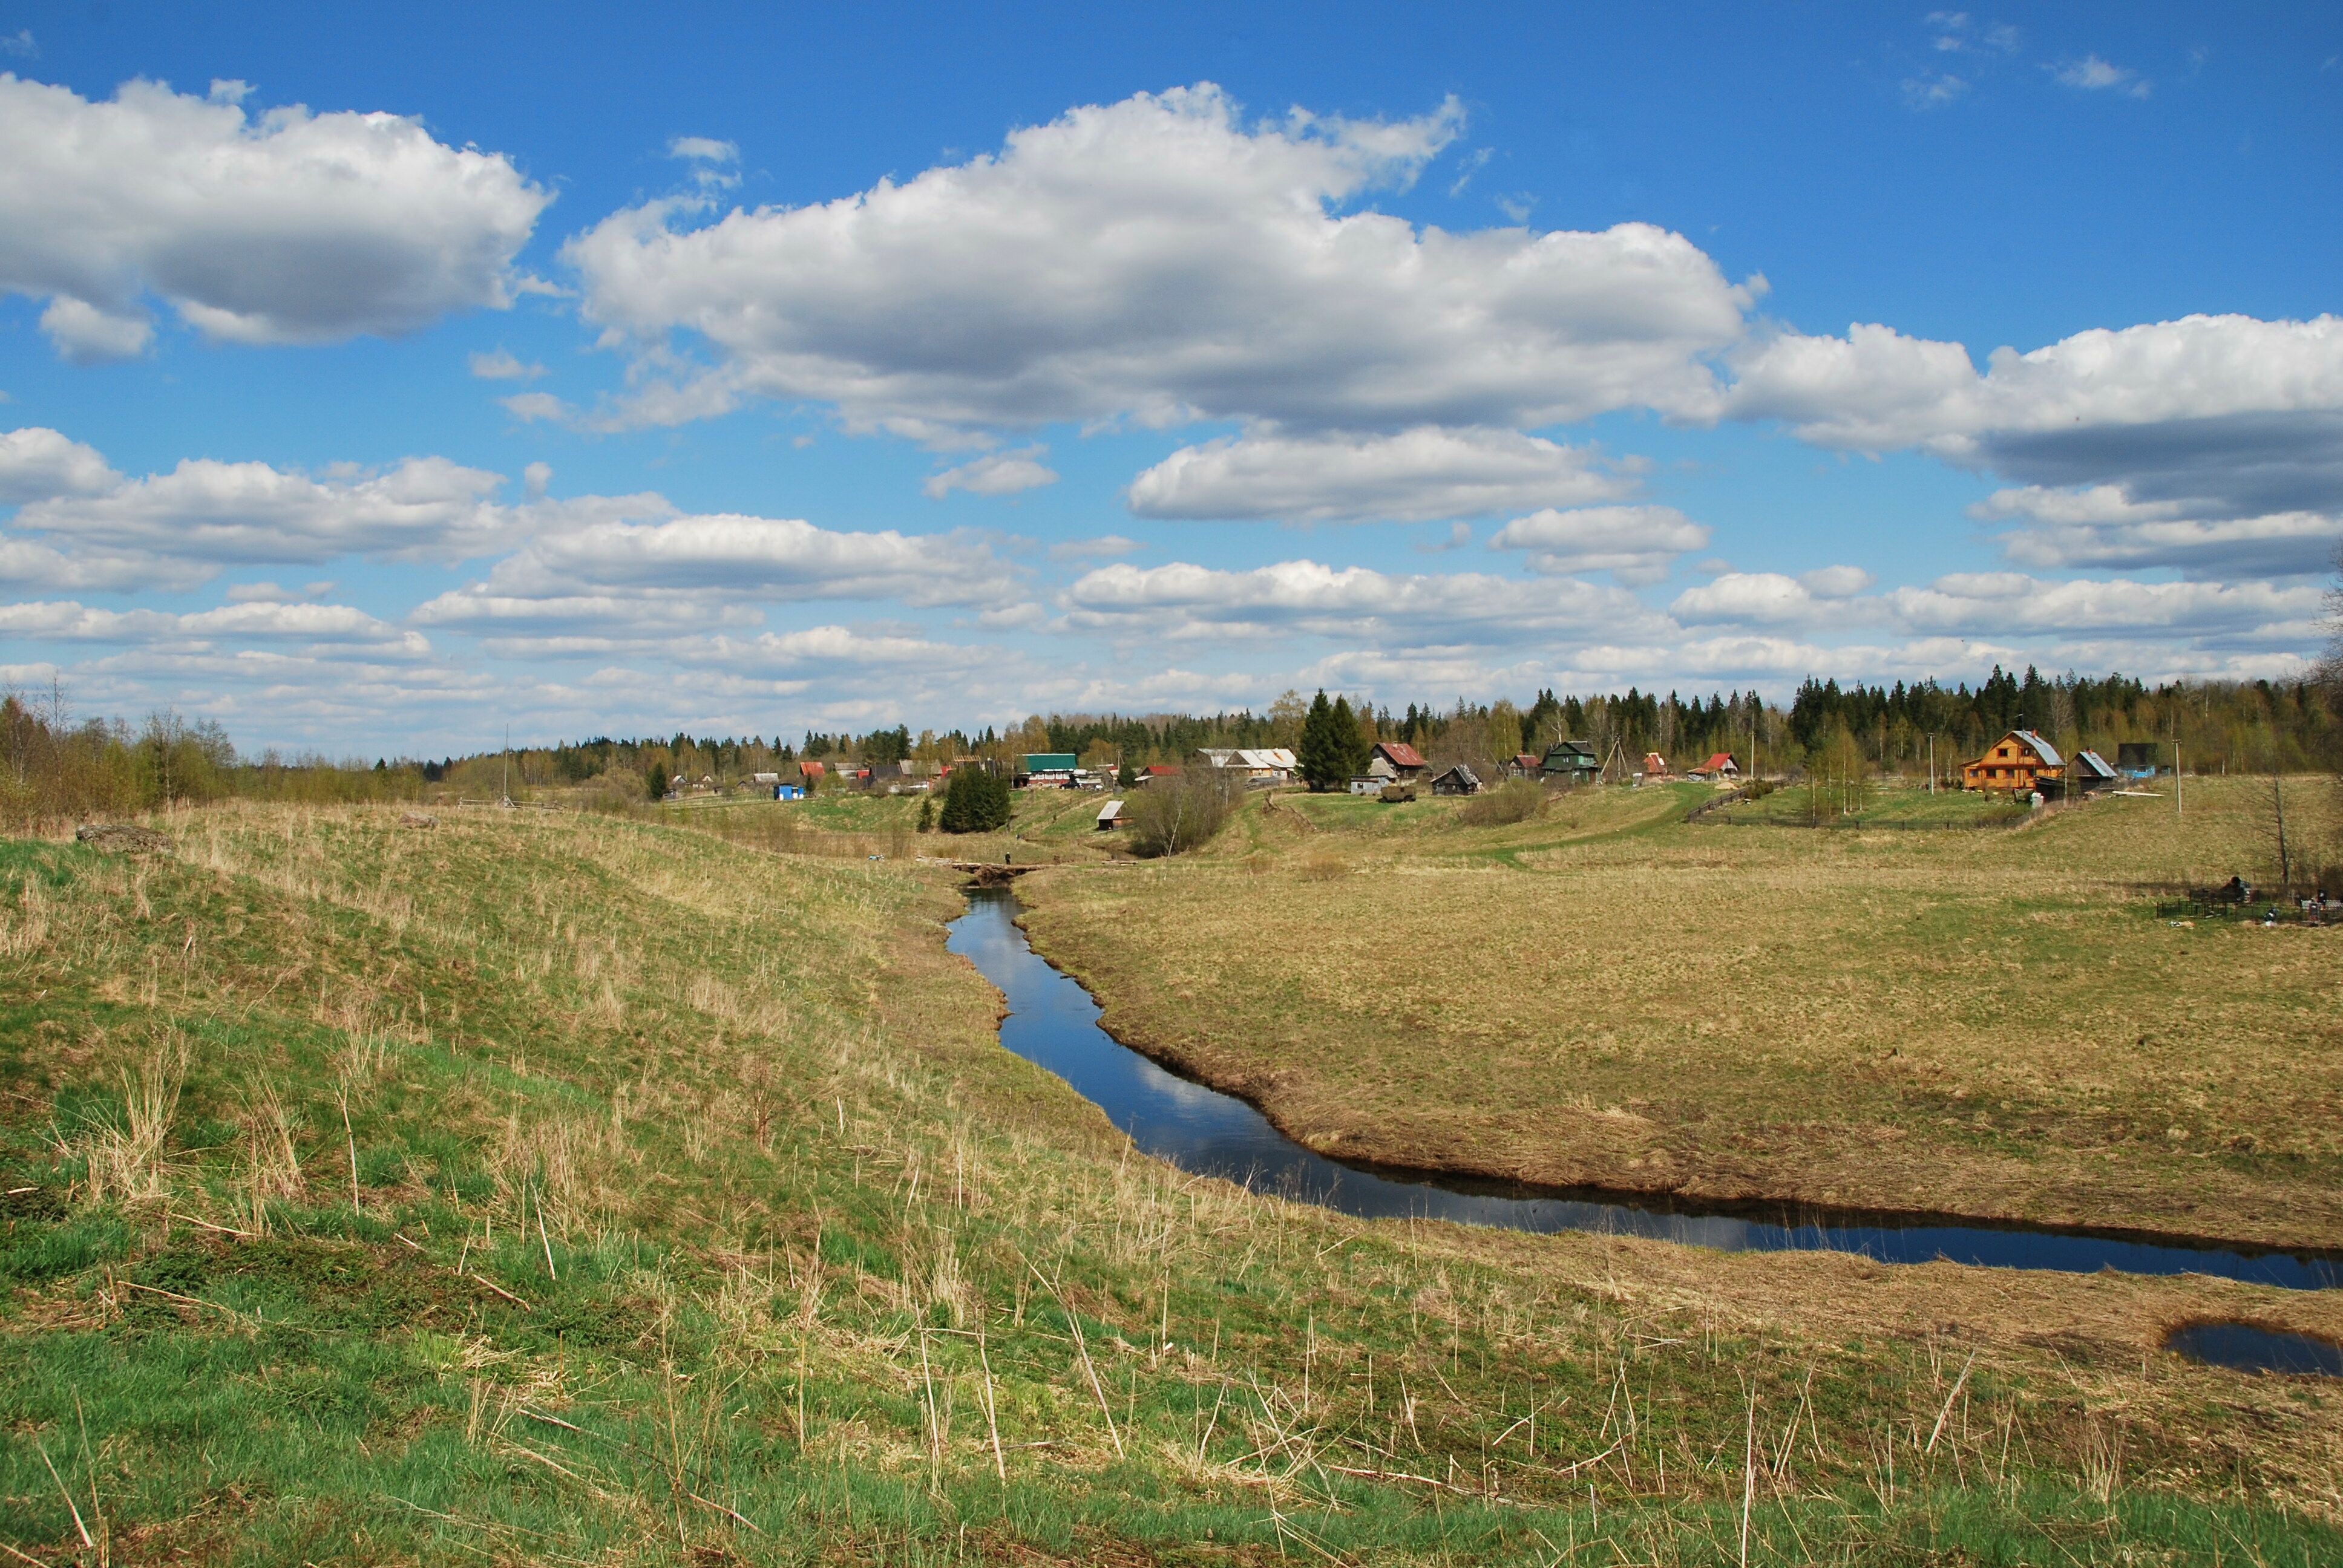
[2175, 743, 2183, 820]
[1928, 734, 1936, 795]
[502, 723, 511, 808]
[2272, 771, 2290, 890]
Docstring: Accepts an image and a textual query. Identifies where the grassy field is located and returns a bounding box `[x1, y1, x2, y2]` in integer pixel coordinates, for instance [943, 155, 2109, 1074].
[1016, 777, 2343, 1252]
[656, 784, 1119, 868]
[0, 803, 2336, 1562]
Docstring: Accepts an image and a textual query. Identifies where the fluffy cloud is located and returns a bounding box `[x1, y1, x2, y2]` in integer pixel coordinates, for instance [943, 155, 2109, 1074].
[1486, 505, 1709, 585]
[468, 348, 545, 381]
[0, 426, 119, 502]
[16, 453, 519, 565]
[1126, 426, 1635, 523]
[1886, 572, 2319, 641]
[0, 74, 548, 357]
[413, 511, 1019, 652]
[563, 84, 1756, 435]
[923, 446, 1059, 499]
[2055, 56, 2149, 97]
[1727, 315, 2343, 458]
[1974, 486, 2339, 577]
[1723, 314, 2343, 578]
[1060, 557, 1664, 645]
[0, 597, 428, 655]
[1669, 570, 1872, 626]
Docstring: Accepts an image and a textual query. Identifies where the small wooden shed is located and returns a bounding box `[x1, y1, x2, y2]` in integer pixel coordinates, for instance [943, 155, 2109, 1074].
[1430, 763, 1482, 796]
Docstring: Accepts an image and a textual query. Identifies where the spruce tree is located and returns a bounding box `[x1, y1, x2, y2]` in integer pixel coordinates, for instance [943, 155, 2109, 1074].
[1297, 690, 1348, 791]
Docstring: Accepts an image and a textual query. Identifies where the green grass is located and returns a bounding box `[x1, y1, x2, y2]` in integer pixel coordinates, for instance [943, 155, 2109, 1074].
[0, 803, 2336, 1563]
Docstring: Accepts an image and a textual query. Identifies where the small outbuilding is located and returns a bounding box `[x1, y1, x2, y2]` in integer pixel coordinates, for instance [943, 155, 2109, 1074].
[1096, 799, 1127, 830]
[1430, 763, 1482, 796]
[1348, 775, 1385, 795]
[2072, 750, 2119, 792]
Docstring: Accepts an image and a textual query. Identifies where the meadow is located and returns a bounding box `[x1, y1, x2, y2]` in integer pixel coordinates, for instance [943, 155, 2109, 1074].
[1016, 776, 2343, 1252]
[1, 801, 2338, 1564]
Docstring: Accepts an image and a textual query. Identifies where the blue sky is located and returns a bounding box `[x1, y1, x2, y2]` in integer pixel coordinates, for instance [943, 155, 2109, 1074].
[1, 2, 2338, 754]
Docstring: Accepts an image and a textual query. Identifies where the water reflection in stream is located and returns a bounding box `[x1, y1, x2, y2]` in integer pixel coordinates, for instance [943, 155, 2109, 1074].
[948, 887, 2340, 1295]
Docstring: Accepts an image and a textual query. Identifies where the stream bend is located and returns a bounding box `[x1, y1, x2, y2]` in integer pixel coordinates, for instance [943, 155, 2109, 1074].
[948, 886, 2339, 1293]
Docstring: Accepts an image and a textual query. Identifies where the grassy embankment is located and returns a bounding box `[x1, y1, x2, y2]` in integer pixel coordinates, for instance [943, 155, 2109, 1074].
[1016, 777, 2343, 1250]
[2, 803, 2339, 1563]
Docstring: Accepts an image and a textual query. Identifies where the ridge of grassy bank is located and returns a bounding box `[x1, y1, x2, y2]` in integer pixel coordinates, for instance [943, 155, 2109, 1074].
[1, 803, 2337, 1564]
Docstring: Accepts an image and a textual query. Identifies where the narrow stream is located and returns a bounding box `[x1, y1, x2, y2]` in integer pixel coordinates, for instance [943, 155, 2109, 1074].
[949, 887, 2342, 1302]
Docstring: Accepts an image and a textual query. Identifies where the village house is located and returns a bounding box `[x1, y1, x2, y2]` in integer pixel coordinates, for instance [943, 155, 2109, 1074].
[1960, 730, 2065, 795]
[1430, 762, 1482, 795]
[1540, 740, 1599, 783]
[1503, 752, 1541, 782]
[1196, 747, 1297, 786]
[1639, 751, 1670, 779]
[1366, 740, 1427, 782]
[1686, 751, 1740, 781]
[1133, 763, 1182, 788]
[1021, 752, 1080, 786]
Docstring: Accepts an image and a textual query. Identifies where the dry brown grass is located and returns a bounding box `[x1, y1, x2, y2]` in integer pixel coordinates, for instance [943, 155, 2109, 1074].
[1019, 777, 2343, 1248]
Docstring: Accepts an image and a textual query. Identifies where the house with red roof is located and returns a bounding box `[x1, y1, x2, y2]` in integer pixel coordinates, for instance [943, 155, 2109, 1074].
[1686, 751, 1740, 780]
[1366, 740, 1427, 782]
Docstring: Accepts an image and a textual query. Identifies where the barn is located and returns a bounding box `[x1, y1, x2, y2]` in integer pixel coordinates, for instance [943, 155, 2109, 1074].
[1430, 763, 1482, 796]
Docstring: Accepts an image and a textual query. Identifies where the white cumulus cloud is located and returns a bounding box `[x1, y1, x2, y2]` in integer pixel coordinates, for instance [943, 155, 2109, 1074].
[1126, 426, 1636, 523]
[0, 426, 120, 502]
[562, 83, 1757, 436]
[15, 452, 520, 565]
[1723, 314, 2343, 578]
[1486, 504, 1710, 585]
[1060, 556, 1665, 646]
[0, 74, 549, 357]
[923, 446, 1059, 499]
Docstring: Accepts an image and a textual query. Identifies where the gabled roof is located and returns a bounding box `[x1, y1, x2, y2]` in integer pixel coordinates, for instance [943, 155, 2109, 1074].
[2075, 749, 2117, 779]
[799, 760, 827, 777]
[1544, 739, 1597, 760]
[1097, 799, 1126, 822]
[1703, 751, 1738, 771]
[1235, 747, 1297, 769]
[1144, 763, 1181, 775]
[2009, 730, 2064, 767]
[1434, 762, 1480, 786]
[1373, 740, 1426, 769]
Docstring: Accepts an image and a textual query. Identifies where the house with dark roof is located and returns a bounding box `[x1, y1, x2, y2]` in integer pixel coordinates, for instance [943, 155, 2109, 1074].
[1961, 730, 2065, 795]
[1540, 740, 1599, 783]
[2072, 749, 2119, 792]
[1430, 762, 1481, 795]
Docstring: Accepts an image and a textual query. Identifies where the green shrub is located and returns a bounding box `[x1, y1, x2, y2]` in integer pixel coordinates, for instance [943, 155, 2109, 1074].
[1460, 777, 1544, 826]
[1124, 773, 1234, 856]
